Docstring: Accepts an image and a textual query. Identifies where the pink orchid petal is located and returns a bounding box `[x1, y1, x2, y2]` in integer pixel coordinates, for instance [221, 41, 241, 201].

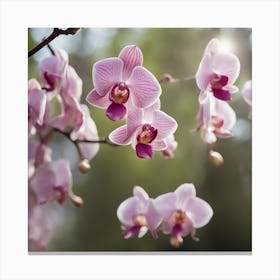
[212, 52, 240, 85]
[127, 66, 161, 108]
[28, 79, 41, 91]
[145, 200, 162, 231]
[105, 102, 127, 121]
[242, 80, 252, 105]
[151, 140, 168, 151]
[34, 144, 52, 167]
[55, 49, 69, 66]
[133, 186, 149, 202]
[181, 217, 195, 237]
[133, 186, 150, 213]
[79, 105, 99, 139]
[154, 192, 177, 220]
[204, 38, 220, 55]
[151, 110, 178, 140]
[78, 140, 99, 161]
[198, 90, 208, 104]
[214, 99, 236, 130]
[50, 114, 70, 131]
[186, 197, 213, 228]
[201, 94, 212, 126]
[77, 105, 100, 160]
[196, 53, 212, 91]
[86, 89, 111, 109]
[161, 220, 173, 234]
[93, 58, 123, 96]
[61, 66, 82, 103]
[143, 99, 161, 122]
[118, 45, 143, 81]
[136, 143, 154, 158]
[31, 166, 56, 204]
[28, 89, 47, 125]
[225, 85, 239, 94]
[28, 205, 53, 249]
[117, 197, 138, 226]
[126, 108, 144, 140]
[109, 125, 131, 145]
[51, 97, 86, 141]
[69, 100, 86, 141]
[52, 160, 72, 193]
[174, 183, 196, 211]
[162, 135, 178, 158]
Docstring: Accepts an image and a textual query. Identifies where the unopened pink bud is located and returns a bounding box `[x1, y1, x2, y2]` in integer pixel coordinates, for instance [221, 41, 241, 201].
[209, 150, 224, 166]
[79, 159, 91, 173]
[160, 73, 175, 84]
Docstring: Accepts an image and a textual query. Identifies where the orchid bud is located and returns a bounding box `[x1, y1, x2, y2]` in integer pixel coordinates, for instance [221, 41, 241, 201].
[160, 73, 175, 84]
[79, 159, 91, 173]
[209, 150, 224, 166]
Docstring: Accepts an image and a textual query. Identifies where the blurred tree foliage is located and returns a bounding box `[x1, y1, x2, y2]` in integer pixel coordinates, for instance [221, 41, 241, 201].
[28, 28, 251, 251]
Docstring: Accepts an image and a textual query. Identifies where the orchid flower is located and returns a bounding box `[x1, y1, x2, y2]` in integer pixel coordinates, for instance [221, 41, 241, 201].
[109, 106, 177, 159]
[50, 96, 86, 141]
[196, 38, 240, 103]
[86, 45, 161, 121]
[39, 49, 68, 92]
[195, 94, 236, 144]
[30, 159, 83, 207]
[117, 186, 162, 239]
[154, 183, 213, 247]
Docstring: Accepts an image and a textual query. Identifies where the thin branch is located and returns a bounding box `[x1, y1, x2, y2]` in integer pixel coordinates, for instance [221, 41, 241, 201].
[76, 138, 120, 147]
[159, 74, 196, 85]
[53, 128, 120, 147]
[52, 128, 120, 161]
[28, 28, 80, 58]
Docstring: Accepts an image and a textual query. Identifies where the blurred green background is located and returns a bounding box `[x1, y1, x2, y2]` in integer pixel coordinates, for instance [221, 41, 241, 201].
[28, 28, 252, 252]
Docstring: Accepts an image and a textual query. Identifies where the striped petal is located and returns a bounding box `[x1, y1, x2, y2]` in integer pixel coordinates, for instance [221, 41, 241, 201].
[93, 58, 123, 96]
[119, 45, 143, 81]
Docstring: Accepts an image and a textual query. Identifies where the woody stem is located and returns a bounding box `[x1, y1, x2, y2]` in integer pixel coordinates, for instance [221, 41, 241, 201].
[28, 28, 80, 58]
